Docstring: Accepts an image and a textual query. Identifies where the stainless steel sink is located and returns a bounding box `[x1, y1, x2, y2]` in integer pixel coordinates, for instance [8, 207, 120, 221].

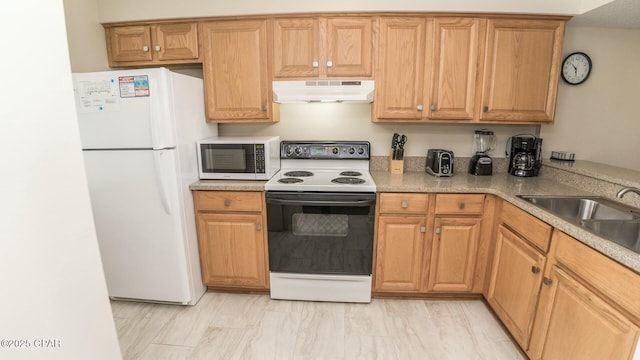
[518, 195, 639, 221]
[579, 219, 640, 253]
[517, 195, 640, 254]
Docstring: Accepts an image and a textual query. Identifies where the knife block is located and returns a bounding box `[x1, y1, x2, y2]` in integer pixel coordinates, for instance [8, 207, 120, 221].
[389, 149, 404, 174]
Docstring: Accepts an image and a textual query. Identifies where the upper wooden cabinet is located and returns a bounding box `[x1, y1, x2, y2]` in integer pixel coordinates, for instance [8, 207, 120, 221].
[429, 18, 485, 121]
[105, 23, 200, 67]
[272, 17, 373, 78]
[200, 20, 277, 123]
[479, 19, 565, 123]
[374, 17, 485, 122]
[374, 17, 430, 120]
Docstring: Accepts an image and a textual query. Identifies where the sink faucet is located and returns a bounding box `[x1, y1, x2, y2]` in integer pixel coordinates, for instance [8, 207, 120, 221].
[617, 187, 640, 198]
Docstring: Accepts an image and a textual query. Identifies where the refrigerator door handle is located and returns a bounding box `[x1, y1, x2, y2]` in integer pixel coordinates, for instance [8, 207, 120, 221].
[153, 150, 173, 214]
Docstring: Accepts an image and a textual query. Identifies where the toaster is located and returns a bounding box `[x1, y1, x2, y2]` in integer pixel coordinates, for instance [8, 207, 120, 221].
[426, 149, 454, 177]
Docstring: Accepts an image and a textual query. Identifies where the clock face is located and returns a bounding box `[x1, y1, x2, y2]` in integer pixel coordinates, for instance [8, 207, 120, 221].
[561, 52, 592, 85]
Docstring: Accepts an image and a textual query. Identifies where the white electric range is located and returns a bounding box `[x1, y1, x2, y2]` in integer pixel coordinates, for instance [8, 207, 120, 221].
[264, 141, 377, 303]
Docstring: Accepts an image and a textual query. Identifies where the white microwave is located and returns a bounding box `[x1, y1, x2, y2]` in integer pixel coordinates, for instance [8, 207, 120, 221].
[197, 136, 280, 180]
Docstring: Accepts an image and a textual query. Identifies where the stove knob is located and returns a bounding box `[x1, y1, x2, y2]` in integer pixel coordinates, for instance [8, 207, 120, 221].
[348, 147, 356, 155]
[294, 147, 302, 156]
[357, 147, 365, 155]
[285, 146, 293, 156]
[332, 147, 339, 155]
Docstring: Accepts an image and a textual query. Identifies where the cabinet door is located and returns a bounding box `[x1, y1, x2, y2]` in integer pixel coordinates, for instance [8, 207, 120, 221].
[374, 215, 426, 292]
[325, 17, 373, 77]
[108, 25, 153, 62]
[487, 224, 546, 349]
[532, 266, 639, 360]
[427, 217, 481, 292]
[272, 18, 320, 78]
[480, 19, 564, 123]
[197, 212, 268, 288]
[154, 23, 199, 60]
[374, 17, 428, 120]
[201, 20, 272, 121]
[429, 18, 483, 120]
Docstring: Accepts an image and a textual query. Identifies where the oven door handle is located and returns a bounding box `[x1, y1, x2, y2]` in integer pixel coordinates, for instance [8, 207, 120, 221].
[266, 198, 375, 207]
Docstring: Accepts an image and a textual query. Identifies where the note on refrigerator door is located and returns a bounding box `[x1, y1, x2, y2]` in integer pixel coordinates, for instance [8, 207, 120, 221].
[75, 77, 120, 113]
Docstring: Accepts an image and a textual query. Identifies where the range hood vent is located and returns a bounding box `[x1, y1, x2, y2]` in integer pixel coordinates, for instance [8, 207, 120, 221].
[272, 80, 374, 103]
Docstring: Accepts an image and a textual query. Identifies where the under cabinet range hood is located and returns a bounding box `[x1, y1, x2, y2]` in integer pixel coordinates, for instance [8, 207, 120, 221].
[272, 80, 374, 103]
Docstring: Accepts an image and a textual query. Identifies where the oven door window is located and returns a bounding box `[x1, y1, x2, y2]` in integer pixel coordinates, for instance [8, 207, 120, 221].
[266, 192, 375, 276]
[200, 144, 255, 173]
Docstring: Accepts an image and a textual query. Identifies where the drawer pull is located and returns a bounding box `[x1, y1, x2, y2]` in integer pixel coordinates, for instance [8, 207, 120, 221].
[223, 199, 231, 207]
[401, 201, 408, 209]
[458, 202, 465, 210]
[531, 266, 541, 274]
[543, 277, 553, 286]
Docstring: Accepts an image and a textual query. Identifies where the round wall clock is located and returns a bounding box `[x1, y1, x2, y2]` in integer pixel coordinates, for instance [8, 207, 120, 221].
[561, 52, 592, 85]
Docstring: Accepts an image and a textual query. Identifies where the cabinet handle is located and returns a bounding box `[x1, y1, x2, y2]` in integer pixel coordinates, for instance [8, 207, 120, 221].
[261, 104, 267, 111]
[483, 106, 489, 112]
[401, 201, 408, 209]
[142, 45, 149, 52]
[420, 226, 426, 233]
[223, 199, 231, 207]
[430, 104, 437, 111]
[155, 45, 161, 52]
[458, 202, 465, 210]
[417, 104, 423, 111]
[531, 266, 541, 274]
[256, 224, 262, 231]
[543, 277, 553, 285]
[435, 227, 441, 234]
[327, 60, 333, 68]
[312, 61, 319, 68]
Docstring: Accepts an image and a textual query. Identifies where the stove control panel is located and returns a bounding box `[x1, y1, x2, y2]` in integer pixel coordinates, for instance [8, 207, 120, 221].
[281, 141, 370, 160]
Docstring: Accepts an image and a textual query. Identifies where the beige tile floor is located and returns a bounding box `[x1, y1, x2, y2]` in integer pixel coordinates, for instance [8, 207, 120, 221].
[111, 292, 524, 360]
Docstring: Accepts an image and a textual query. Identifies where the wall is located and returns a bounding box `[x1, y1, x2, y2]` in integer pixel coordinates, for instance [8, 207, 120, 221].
[63, 0, 109, 72]
[0, 1, 121, 359]
[541, 26, 640, 171]
[219, 104, 536, 158]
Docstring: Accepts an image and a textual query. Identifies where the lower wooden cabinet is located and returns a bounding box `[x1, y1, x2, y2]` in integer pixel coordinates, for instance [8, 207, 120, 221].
[194, 191, 269, 289]
[427, 217, 481, 292]
[374, 215, 426, 292]
[530, 266, 639, 360]
[486, 224, 547, 349]
[528, 230, 640, 359]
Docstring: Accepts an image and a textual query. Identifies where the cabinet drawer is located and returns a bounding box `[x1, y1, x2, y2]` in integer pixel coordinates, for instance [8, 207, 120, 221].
[501, 201, 552, 252]
[435, 194, 485, 215]
[378, 193, 429, 214]
[195, 191, 263, 212]
[552, 231, 640, 326]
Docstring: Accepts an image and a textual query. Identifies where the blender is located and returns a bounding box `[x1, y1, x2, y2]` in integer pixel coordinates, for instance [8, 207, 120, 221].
[468, 129, 496, 176]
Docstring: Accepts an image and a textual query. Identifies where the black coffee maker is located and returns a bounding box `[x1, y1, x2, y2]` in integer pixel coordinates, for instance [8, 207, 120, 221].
[507, 135, 542, 177]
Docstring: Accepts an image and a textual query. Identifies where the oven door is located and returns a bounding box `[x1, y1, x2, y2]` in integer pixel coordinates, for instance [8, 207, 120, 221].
[266, 191, 376, 276]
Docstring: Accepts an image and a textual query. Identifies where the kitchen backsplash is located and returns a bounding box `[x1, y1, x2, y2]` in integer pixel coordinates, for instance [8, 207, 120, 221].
[371, 156, 509, 174]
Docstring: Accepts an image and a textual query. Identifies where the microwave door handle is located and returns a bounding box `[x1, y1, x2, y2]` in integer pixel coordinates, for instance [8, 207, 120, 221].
[266, 198, 374, 207]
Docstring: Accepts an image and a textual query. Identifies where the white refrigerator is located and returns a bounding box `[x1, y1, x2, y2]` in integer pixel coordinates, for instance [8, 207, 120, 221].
[73, 68, 218, 305]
